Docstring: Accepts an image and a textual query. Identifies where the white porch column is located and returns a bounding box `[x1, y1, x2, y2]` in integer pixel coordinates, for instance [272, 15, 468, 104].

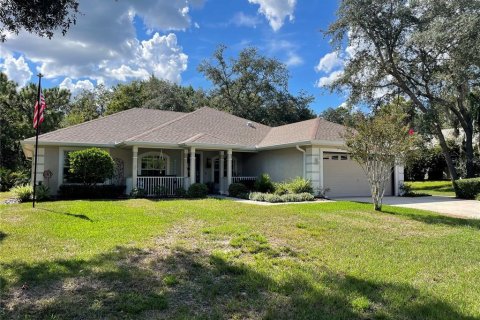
[219, 151, 225, 194]
[190, 147, 196, 185]
[227, 149, 232, 191]
[183, 149, 188, 178]
[132, 146, 138, 188]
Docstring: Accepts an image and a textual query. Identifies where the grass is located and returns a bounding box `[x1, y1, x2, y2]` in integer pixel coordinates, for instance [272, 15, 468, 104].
[405, 180, 456, 197]
[1, 197, 480, 319]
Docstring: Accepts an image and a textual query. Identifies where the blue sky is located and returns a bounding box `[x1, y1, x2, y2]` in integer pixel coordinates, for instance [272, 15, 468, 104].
[0, 0, 345, 114]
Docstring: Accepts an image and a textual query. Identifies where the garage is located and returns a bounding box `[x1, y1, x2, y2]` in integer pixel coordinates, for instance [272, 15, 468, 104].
[323, 153, 393, 197]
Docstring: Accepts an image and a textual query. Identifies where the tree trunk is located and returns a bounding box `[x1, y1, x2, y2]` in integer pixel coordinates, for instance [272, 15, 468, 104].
[433, 124, 458, 183]
[464, 126, 475, 178]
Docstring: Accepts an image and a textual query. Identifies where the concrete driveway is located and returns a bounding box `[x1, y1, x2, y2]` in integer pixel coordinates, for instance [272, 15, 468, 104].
[335, 196, 480, 219]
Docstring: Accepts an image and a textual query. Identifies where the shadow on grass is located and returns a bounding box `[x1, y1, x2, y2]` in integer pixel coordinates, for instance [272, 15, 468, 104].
[38, 208, 93, 222]
[0, 246, 474, 319]
[383, 208, 480, 230]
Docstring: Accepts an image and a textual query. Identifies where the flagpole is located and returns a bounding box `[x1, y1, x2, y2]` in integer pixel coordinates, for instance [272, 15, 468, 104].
[32, 73, 43, 208]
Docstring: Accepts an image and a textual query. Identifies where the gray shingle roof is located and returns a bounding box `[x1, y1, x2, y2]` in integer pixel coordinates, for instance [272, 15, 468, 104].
[126, 107, 270, 147]
[258, 118, 346, 147]
[25, 108, 185, 145]
[24, 107, 347, 149]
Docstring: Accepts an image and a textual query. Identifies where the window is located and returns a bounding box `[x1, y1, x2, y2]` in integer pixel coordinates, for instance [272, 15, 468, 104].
[340, 155, 348, 160]
[331, 155, 339, 160]
[139, 152, 169, 176]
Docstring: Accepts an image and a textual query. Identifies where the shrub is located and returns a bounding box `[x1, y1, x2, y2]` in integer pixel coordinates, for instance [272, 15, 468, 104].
[274, 178, 313, 195]
[249, 192, 266, 202]
[34, 185, 50, 201]
[11, 185, 33, 202]
[68, 148, 115, 185]
[153, 186, 168, 198]
[286, 177, 314, 194]
[59, 184, 126, 199]
[130, 188, 147, 199]
[476, 193, 480, 201]
[254, 173, 274, 193]
[0, 168, 30, 191]
[454, 178, 480, 199]
[263, 193, 283, 203]
[399, 183, 414, 197]
[187, 183, 208, 198]
[228, 183, 248, 198]
[249, 192, 314, 203]
[175, 187, 187, 198]
[273, 182, 289, 195]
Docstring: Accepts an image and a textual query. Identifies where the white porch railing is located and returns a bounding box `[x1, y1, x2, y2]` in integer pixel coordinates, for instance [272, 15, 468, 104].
[136, 177, 187, 197]
[232, 176, 257, 184]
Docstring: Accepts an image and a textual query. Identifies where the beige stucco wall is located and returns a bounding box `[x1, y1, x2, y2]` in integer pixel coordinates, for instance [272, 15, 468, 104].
[243, 148, 303, 182]
[42, 146, 60, 193]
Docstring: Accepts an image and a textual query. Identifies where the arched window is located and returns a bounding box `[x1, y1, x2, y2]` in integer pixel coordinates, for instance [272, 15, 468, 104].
[138, 152, 170, 176]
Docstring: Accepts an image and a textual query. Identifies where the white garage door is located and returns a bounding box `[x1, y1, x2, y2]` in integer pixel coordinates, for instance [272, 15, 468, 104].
[323, 153, 393, 197]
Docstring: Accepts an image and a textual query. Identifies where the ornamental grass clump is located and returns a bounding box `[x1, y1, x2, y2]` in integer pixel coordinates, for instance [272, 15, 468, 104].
[11, 185, 33, 202]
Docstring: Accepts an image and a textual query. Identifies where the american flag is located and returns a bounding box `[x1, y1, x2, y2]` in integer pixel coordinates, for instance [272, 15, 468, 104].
[33, 92, 46, 129]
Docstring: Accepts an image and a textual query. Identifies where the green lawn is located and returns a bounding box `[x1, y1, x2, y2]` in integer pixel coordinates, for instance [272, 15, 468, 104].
[1, 197, 480, 319]
[405, 180, 456, 197]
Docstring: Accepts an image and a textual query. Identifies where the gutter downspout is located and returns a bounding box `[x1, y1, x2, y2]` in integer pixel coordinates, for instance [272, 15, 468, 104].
[296, 145, 306, 178]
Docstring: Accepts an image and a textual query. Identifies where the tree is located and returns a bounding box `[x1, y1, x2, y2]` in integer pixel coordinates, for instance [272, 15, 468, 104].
[345, 104, 415, 211]
[63, 85, 110, 127]
[324, 0, 480, 185]
[68, 148, 114, 186]
[141, 76, 209, 112]
[320, 104, 365, 127]
[0, 73, 71, 169]
[105, 80, 144, 115]
[198, 45, 315, 126]
[1, 0, 80, 42]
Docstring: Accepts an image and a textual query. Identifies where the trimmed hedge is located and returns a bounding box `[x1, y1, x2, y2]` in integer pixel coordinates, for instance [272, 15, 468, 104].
[454, 178, 480, 199]
[249, 192, 314, 203]
[187, 183, 208, 198]
[59, 184, 126, 199]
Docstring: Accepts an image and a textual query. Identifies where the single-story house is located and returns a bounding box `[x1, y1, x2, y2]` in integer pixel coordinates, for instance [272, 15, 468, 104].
[21, 107, 404, 197]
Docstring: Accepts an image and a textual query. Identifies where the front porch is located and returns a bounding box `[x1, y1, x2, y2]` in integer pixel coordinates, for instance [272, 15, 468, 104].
[128, 146, 257, 196]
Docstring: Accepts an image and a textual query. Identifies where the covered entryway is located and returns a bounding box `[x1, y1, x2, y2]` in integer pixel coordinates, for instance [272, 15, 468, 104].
[323, 153, 393, 197]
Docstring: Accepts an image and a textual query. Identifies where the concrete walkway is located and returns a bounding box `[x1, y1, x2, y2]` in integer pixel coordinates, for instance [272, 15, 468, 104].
[335, 196, 480, 219]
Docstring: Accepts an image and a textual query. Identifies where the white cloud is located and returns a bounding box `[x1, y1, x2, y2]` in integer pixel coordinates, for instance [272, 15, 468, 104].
[316, 70, 344, 88]
[0, 54, 32, 87]
[265, 39, 303, 67]
[285, 52, 303, 67]
[1, 0, 197, 87]
[231, 12, 261, 28]
[248, 0, 296, 31]
[59, 78, 95, 96]
[315, 52, 344, 73]
[106, 33, 188, 83]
